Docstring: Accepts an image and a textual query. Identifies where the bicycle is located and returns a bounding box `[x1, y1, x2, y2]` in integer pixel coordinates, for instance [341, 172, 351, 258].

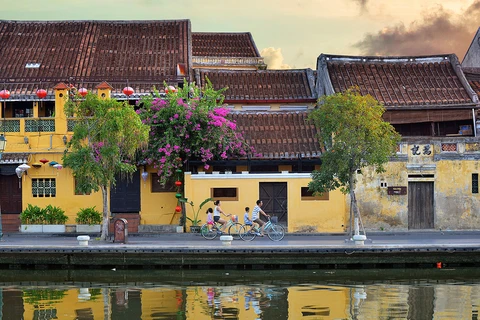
[239, 217, 285, 241]
[200, 215, 243, 240]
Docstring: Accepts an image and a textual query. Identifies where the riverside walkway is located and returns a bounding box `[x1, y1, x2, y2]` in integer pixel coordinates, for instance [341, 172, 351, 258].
[0, 231, 479, 270]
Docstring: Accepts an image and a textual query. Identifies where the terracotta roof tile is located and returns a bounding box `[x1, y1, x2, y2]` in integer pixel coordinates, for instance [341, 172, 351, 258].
[322, 55, 473, 107]
[0, 20, 191, 86]
[0, 153, 29, 164]
[196, 69, 316, 103]
[230, 111, 321, 159]
[192, 32, 260, 57]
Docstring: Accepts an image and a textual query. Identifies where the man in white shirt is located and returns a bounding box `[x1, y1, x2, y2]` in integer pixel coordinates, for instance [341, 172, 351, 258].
[251, 200, 270, 236]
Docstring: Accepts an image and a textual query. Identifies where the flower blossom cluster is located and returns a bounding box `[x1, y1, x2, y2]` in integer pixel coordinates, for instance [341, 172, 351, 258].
[137, 81, 255, 185]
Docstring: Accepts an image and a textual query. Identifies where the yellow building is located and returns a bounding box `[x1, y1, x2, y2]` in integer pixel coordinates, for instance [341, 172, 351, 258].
[316, 53, 480, 230]
[0, 20, 348, 233]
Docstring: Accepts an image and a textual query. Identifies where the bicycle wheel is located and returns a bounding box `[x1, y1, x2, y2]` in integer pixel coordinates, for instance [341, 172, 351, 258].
[266, 224, 285, 241]
[228, 222, 243, 240]
[239, 225, 256, 241]
[201, 223, 217, 240]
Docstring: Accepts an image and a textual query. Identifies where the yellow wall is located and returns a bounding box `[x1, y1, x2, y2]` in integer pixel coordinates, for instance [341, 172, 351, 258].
[353, 140, 480, 230]
[184, 172, 346, 232]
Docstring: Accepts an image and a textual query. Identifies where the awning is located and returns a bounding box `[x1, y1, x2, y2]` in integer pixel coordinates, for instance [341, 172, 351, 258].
[384, 109, 473, 124]
[0, 153, 29, 165]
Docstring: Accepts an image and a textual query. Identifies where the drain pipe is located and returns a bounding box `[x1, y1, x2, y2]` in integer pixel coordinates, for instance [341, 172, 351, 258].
[48, 134, 53, 150]
[474, 109, 477, 138]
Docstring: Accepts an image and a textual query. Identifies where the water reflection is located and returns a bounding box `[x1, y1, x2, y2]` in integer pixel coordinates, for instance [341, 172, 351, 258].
[0, 268, 479, 319]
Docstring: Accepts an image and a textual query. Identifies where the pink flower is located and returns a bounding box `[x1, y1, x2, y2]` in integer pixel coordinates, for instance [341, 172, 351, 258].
[204, 164, 210, 170]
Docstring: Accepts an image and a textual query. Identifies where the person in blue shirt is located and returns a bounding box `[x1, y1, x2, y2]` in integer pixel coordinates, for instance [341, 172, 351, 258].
[244, 207, 252, 227]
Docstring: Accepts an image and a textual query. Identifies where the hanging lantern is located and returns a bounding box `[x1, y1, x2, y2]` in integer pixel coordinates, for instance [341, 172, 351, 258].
[175, 205, 182, 213]
[15, 167, 23, 179]
[175, 193, 182, 199]
[122, 86, 134, 96]
[175, 181, 182, 187]
[0, 89, 10, 99]
[36, 89, 47, 99]
[49, 161, 58, 166]
[39, 158, 49, 164]
[32, 163, 42, 168]
[53, 163, 63, 170]
[18, 163, 30, 171]
[78, 88, 88, 97]
[141, 171, 148, 182]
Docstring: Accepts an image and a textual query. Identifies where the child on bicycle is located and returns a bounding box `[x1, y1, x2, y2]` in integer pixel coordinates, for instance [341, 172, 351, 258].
[206, 208, 214, 231]
[244, 207, 259, 235]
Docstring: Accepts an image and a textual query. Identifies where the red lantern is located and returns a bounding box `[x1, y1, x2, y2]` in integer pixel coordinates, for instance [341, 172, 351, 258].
[78, 88, 88, 97]
[122, 86, 134, 96]
[0, 90, 10, 100]
[36, 89, 47, 99]
[175, 181, 182, 187]
[175, 205, 182, 213]
[39, 158, 49, 164]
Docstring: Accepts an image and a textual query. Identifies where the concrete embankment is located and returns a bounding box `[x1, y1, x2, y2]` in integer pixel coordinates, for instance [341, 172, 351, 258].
[0, 232, 479, 270]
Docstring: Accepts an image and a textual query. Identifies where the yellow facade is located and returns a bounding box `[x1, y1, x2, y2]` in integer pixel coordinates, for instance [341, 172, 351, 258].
[184, 172, 347, 233]
[353, 139, 480, 230]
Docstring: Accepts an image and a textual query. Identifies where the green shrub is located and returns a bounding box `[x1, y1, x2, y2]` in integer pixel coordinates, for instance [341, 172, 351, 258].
[44, 205, 68, 225]
[75, 206, 102, 225]
[19, 204, 46, 224]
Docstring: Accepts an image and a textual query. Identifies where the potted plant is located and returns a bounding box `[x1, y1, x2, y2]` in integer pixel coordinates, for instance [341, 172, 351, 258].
[43, 204, 68, 233]
[75, 206, 102, 233]
[180, 197, 213, 233]
[19, 204, 45, 232]
[20, 204, 67, 233]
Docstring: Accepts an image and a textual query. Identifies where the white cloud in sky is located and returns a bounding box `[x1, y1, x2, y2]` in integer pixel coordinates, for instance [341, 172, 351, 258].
[260, 47, 291, 70]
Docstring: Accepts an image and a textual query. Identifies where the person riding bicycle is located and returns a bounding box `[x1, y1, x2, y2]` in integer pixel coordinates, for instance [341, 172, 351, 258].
[206, 208, 214, 231]
[214, 200, 231, 232]
[252, 200, 270, 236]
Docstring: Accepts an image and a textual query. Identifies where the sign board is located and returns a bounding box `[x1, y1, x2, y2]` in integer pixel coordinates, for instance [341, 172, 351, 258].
[387, 186, 407, 195]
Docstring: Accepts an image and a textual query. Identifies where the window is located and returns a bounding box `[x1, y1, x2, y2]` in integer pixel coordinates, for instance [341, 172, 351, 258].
[301, 187, 329, 200]
[473, 173, 479, 194]
[211, 188, 238, 201]
[74, 178, 91, 195]
[32, 178, 56, 197]
[151, 174, 176, 192]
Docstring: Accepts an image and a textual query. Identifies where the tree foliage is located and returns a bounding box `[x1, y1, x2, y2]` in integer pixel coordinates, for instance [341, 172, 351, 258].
[137, 80, 254, 185]
[62, 93, 150, 240]
[308, 89, 401, 232]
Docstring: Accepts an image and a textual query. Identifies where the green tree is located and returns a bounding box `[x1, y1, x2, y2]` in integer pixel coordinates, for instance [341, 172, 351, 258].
[308, 88, 400, 237]
[63, 93, 150, 240]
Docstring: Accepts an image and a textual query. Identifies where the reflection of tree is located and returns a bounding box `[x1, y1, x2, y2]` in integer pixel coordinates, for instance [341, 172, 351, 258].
[23, 289, 66, 305]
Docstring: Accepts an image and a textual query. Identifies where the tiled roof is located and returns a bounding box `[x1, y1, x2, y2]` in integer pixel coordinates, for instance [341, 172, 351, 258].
[196, 69, 316, 103]
[318, 54, 475, 107]
[463, 71, 480, 97]
[0, 153, 29, 164]
[192, 32, 260, 57]
[0, 20, 191, 95]
[230, 111, 321, 159]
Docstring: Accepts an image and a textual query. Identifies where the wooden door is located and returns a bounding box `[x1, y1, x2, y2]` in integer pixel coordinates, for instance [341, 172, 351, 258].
[408, 181, 434, 229]
[110, 171, 141, 213]
[0, 173, 22, 214]
[259, 182, 287, 225]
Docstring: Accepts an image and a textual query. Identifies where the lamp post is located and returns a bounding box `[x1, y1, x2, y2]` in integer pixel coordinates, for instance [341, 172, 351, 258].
[0, 134, 5, 240]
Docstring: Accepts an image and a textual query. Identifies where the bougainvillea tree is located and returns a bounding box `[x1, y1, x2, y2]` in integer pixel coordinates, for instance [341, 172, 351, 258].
[63, 93, 150, 240]
[137, 80, 254, 186]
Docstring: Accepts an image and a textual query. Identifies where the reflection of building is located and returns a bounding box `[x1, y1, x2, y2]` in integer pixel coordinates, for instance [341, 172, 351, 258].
[317, 53, 480, 230]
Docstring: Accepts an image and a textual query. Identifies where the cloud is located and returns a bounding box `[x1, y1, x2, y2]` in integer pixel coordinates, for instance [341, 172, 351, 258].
[260, 47, 292, 69]
[353, 0, 480, 59]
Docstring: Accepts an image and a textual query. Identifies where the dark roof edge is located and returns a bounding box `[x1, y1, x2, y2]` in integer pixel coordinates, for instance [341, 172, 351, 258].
[318, 53, 455, 63]
[224, 99, 317, 104]
[448, 54, 479, 104]
[0, 19, 191, 24]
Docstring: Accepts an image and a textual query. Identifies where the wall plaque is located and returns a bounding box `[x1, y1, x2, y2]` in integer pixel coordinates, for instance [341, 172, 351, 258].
[387, 186, 407, 195]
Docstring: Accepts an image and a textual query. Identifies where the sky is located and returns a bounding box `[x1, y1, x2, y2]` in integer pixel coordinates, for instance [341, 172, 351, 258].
[1, 0, 480, 70]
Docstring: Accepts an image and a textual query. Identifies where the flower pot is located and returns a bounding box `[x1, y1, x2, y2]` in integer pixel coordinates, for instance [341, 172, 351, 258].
[190, 225, 201, 233]
[76, 225, 101, 233]
[42, 225, 66, 233]
[20, 225, 43, 233]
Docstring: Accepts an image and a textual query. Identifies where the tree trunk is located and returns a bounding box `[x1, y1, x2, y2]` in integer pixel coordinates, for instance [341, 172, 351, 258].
[349, 174, 359, 236]
[101, 185, 109, 241]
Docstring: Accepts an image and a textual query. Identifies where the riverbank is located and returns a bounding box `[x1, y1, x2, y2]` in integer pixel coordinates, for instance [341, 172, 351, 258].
[0, 232, 479, 270]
